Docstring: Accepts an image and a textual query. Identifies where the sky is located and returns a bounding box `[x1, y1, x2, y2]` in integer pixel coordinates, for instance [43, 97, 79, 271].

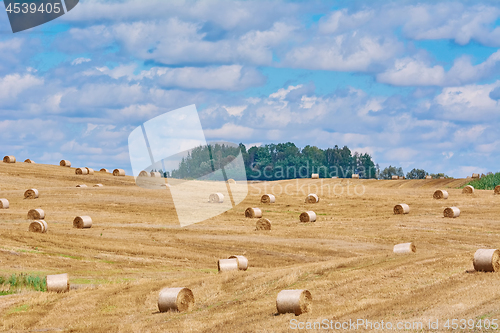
[0, 0, 499, 177]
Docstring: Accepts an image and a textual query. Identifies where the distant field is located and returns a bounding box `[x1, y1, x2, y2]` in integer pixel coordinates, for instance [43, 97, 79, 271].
[1, 162, 500, 333]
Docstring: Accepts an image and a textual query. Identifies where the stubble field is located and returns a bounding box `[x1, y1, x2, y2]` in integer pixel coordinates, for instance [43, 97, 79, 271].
[1, 162, 500, 332]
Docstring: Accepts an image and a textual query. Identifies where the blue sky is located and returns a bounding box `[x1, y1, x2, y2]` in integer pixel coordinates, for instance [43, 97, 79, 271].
[0, 0, 499, 177]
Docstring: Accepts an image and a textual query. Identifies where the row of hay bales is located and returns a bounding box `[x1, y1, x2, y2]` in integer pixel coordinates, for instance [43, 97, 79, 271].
[0, 188, 94, 231]
[2, 156, 126, 177]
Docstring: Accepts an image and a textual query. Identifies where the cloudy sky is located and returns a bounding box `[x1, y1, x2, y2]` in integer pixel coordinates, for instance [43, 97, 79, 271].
[1, 0, 499, 177]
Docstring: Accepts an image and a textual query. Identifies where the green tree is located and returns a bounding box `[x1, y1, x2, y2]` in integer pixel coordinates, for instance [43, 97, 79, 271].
[406, 168, 428, 179]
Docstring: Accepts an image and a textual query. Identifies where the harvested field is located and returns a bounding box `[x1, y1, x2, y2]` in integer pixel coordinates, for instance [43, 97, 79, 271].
[1, 163, 500, 332]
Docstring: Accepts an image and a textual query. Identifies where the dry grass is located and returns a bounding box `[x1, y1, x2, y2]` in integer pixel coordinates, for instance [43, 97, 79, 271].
[1, 163, 500, 332]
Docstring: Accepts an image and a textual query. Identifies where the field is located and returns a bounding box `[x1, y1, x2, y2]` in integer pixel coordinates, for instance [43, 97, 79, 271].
[1, 162, 500, 332]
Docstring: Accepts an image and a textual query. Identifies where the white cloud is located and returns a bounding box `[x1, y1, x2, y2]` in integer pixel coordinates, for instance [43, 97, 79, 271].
[223, 105, 247, 116]
[0, 74, 43, 100]
[72, 57, 91, 65]
[204, 123, 254, 139]
[283, 34, 402, 71]
[434, 81, 500, 121]
[61, 140, 103, 154]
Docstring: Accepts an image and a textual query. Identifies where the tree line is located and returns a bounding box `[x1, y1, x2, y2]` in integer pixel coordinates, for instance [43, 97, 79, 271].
[167, 142, 448, 180]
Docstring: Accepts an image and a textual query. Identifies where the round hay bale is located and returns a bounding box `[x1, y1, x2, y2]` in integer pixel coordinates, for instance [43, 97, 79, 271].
[256, 218, 271, 231]
[158, 287, 194, 313]
[39, 220, 48, 232]
[209, 193, 224, 203]
[227, 179, 236, 184]
[393, 203, 410, 214]
[433, 190, 449, 199]
[27, 208, 45, 220]
[73, 216, 92, 229]
[393, 242, 416, 254]
[352, 174, 360, 179]
[276, 289, 312, 316]
[228, 255, 248, 271]
[75, 168, 88, 175]
[99, 168, 109, 173]
[261, 194, 276, 204]
[113, 169, 125, 176]
[93, 184, 103, 187]
[60, 160, 71, 167]
[217, 258, 239, 272]
[462, 185, 474, 194]
[472, 173, 480, 179]
[151, 171, 161, 178]
[245, 207, 262, 218]
[300, 211, 316, 222]
[0, 198, 9, 209]
[473, 249, 500, 272]
[76, 184, 87, 188]
[46, 273, 69, 293]
[444, 206, 460, 218]
[391, 175, 399, 180]
[24, 159, 35, 163]
[495, 185, 500, 195]
[305, 193, 319, 203]
[3, 155, 16, 163]
[29, 220, 46, 233]
[24, 189, 39, 199]
[425, 175, 432, 179]
[85, 167, 94, 175]
[139, 171, 150, 177]
[311, 173, 319, 179]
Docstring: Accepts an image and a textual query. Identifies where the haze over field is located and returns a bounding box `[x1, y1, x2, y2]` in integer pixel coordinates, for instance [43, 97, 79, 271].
[1, 0, 499, 176]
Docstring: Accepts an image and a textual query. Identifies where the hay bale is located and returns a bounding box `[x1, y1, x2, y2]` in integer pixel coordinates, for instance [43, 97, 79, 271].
[433, 190, 449, 199]
[393, 242, 416, 254]
[332, 176, 338, 179]
[46, 273, 69, 293]
[440, 176, 445, 179]
[29, 220, 46, 233]
[93, 184, 103, 187]
[27, 208, 45, 220]
[300, 211, 316, 222]
[393, 204, 410, 215]
[40, 220, 48, 232]
[209, 193, 224, 203]
[227, 179, 236, 184]
[305, 193, 319, 203]
[352, 174, 359, 179]
[473, 249, 500, 272]
[73, 216, 92, 229]
[311, 173, 319, 179]
[228, 255, 248, 271]
[113, 169, 125, 176]
[245, 207, 262, 218]
[0, 199, 9, 209]
[495, 185, 500, 195]
[75, 168, 88, 175]
[85, 167, 94, 175]
[472, 173, 480, 179]
[139, 171, 150, 177]
[76, 184, 87, 188]
[60, 160, 71, 167]
[158, 287, 194, 313]
[24, 159, 35, 163]
[391, 175, 399, 180]
[425, 175, 432, 179]
[261, 194, 276, 204]
[151, 171, 161, 178]
[218, 258, 239, 272]
[444, 206, 460, 218]
[256, 218, 271, 231]
[3, 156, 15, 163]
[99, 168, 109, 173]
[276, 289, 312, 316]
[24, 189, 39, 199]
[462, 185, 474, 194]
